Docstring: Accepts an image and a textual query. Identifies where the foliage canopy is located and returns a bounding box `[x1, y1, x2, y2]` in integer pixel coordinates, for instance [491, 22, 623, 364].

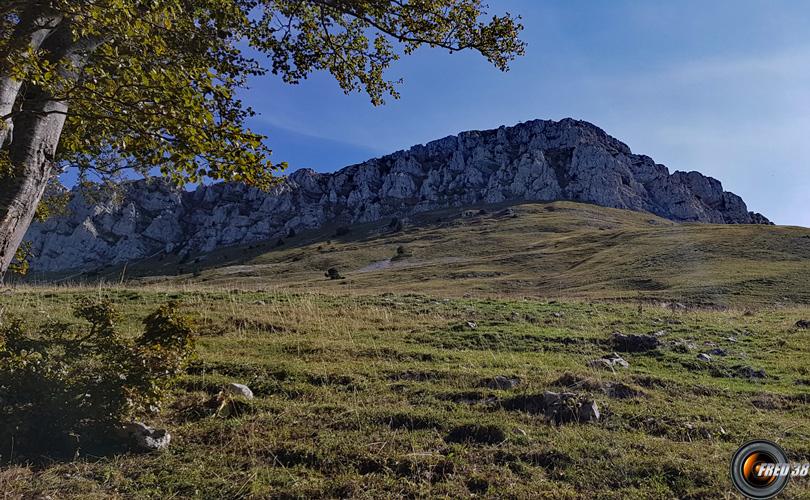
[1, 0, 524, 188]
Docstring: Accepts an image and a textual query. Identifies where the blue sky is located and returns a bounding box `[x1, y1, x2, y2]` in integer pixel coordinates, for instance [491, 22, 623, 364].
[242, 0, 810, 227]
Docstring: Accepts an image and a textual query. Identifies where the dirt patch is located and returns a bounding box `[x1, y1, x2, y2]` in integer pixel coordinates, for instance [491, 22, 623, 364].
[552, 373, 602, 391]
[445, 424, 507, 445]
[385, 412, 443, 431]
[522, 450, 572, 470]
[442, 390, 498, 405]
[357, 259, 392, 272]
[387, 370, 444, 382]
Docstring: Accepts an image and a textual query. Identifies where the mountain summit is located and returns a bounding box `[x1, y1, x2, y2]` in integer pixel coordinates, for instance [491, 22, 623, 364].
[26, 118, 769, 273]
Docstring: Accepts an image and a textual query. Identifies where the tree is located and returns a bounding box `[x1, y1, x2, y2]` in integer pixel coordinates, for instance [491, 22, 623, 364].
[0, 0, 524, 280]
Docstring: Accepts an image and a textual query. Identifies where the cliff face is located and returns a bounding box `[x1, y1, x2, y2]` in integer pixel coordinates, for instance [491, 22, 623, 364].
[25, 118, 770, 272]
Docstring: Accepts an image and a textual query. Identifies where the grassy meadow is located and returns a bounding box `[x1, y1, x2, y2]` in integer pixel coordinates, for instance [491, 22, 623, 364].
[3, 202, 810, 498]
[1, 286, 809, 498]
[34, 202, 810, 308]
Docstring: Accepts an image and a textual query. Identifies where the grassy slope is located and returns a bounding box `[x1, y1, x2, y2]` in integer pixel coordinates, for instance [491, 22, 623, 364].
[57, 201, 810, 308]
[1, 288, 810, 498]
[4, 203, 810, 498]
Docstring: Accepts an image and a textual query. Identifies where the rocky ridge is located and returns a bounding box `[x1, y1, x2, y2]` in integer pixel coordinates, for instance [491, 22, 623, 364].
[25, 118, 770, 272]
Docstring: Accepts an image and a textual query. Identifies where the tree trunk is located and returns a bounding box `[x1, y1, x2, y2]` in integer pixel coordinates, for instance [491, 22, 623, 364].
[0, 19, 99, 282]
[0, 12, 62, 147]
[0, 99, 68, 282]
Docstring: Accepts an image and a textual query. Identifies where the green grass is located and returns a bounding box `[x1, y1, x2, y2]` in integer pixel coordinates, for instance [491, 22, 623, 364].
[2, 287, 810, 498]
[38, 201, 810, 308]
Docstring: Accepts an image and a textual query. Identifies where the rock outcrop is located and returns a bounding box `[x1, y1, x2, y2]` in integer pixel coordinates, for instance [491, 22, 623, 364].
[25, 118, 770, 272]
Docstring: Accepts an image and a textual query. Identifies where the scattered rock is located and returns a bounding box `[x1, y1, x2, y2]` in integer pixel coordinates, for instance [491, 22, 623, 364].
[608, 353, 630, 368]
[466, 321, 478, 330]
[481, 375, 520, 390]
[671, 340, 698, 353]
[796, 320, 810, 329]
[610, 332, 660, 352]
[697, 353, 712, 362]
[121, 422, 171, 452]
[708, 348, 727, 356]
[504, 391, 600, 425]
[552, 312, 564, 318]
[543, 392, 601, 425]
[587, 352, 629, 371]
[223, 383, 254, 399]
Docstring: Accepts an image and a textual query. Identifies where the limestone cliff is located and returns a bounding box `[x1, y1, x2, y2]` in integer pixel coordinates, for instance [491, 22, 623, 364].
[25, 118, 770, 272]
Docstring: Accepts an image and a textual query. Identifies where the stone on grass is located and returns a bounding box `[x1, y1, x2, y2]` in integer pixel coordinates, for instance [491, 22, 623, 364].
[796, 320, 810, 329]
[482, 375, 520, 390]
[587, 352, 629, 371]
[466, 321, 478, 330]
[697, 353, 712, 362]
[223, 383, 254, 399]
[542, 391, 600, 425]
[122, 422, 171, 452]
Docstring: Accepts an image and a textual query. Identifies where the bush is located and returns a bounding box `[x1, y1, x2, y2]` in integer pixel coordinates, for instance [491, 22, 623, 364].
[0, 299, 195, 458]
[325, 267, 343, 280]
[392, 245, 412, 261]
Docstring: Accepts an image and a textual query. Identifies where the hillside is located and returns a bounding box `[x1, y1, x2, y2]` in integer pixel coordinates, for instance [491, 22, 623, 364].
[39, 201, 810, 307]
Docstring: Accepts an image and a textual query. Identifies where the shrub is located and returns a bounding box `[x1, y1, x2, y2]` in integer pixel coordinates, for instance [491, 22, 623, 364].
[0, 299, 195, 459]
[325, 267, 343, 280]
[392, 245, 412, 261]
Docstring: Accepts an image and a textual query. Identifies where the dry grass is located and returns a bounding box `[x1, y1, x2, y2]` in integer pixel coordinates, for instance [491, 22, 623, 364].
[2, 286, 810, 498]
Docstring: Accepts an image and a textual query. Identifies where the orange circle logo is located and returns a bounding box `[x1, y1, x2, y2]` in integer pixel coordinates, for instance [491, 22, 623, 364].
[731, 440, 790, 499]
